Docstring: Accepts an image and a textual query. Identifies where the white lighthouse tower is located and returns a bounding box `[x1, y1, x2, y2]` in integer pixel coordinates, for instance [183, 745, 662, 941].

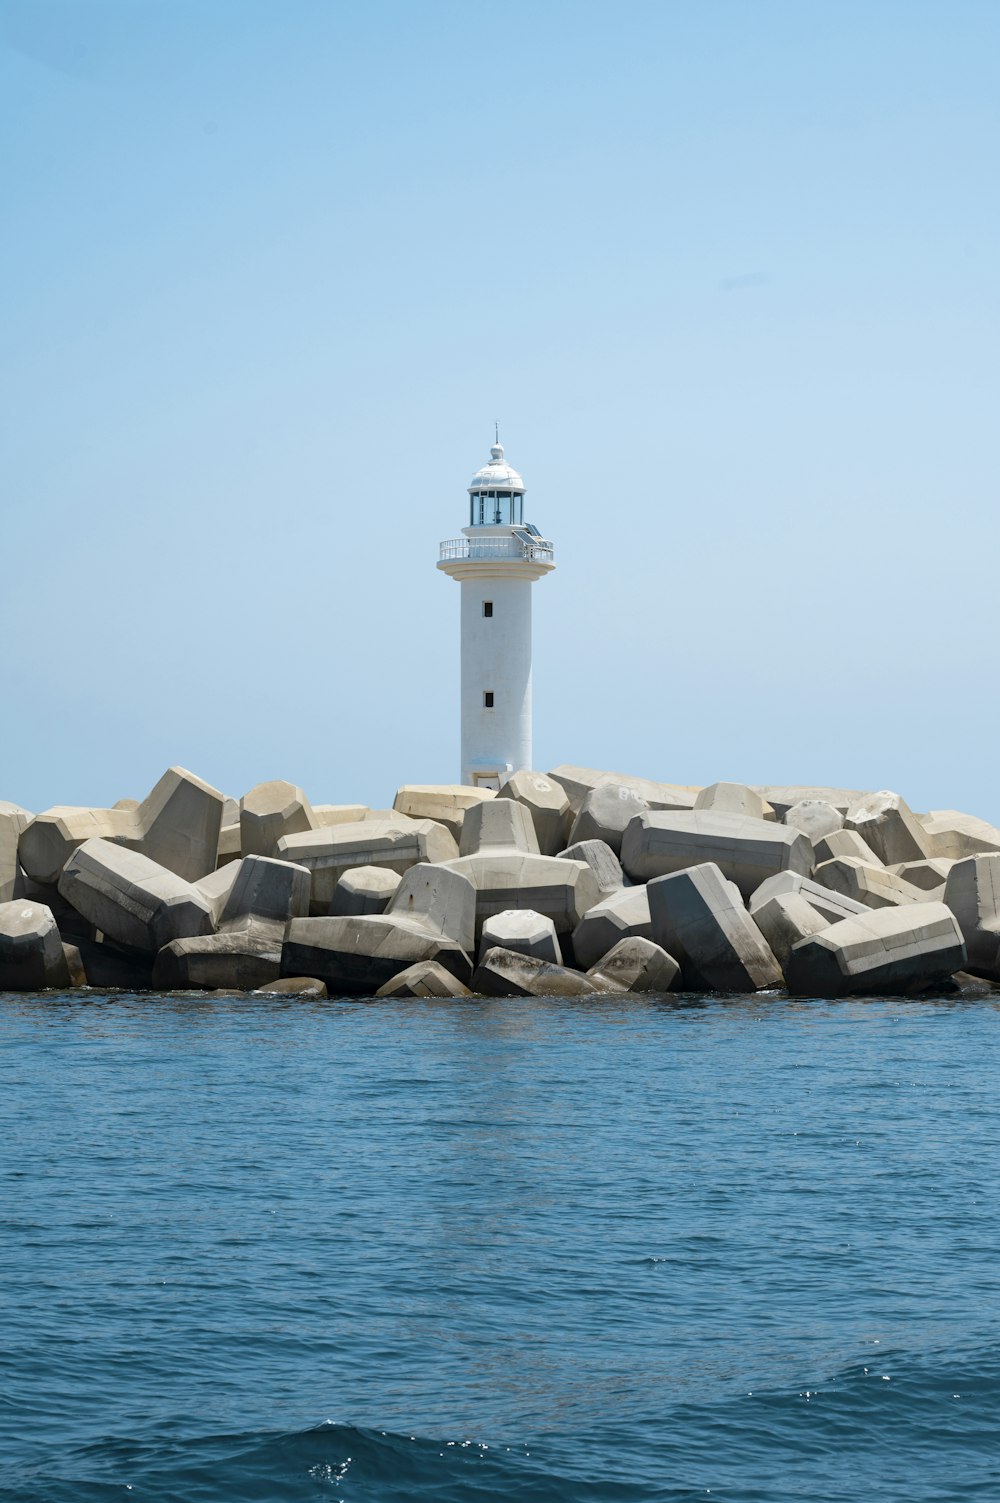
[437, 436, 555, 789]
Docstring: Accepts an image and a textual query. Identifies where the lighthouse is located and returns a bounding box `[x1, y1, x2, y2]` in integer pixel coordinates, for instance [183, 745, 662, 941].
[437, 436, 555, 789]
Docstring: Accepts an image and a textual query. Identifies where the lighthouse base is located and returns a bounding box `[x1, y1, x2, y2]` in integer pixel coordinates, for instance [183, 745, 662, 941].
[465, 761, 515, 792]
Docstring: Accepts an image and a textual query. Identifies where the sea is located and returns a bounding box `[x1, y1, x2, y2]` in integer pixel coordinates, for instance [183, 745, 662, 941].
[2, 989, 999, 1503]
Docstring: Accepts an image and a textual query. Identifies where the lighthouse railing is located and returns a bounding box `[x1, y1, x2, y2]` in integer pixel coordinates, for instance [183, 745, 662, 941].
[438, 537, 555, 564]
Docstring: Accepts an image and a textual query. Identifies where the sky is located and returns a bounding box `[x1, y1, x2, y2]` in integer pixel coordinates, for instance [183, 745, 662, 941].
[2, 0, 998, 822]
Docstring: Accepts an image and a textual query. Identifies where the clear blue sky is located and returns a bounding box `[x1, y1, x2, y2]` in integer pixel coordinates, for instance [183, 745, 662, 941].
[3, 1, 998, 822]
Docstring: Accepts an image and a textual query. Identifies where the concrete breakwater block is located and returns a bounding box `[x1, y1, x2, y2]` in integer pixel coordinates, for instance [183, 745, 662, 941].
[0, 900, 71, 990]
[1, 802, 31, 904]
[586, 936, 680, 994]
[253, 976, 328, 998]
[571, 885, 652, 970]
[557, 839, 624, 897]
[748, 872, 868, 926]
[281, 916, 472, 994]
[785, 902, 967, 997]
[548, 766, 700, 816]
[647, 862, 783, 993]
[568, 783, 649, 857]
[280, 863, 477, 994]
[459, 798, 539, 856]
[750, 891, 832, 970]
[752, 786, 866, 820]
[471, 946, 598, 998]
[153, 926, 285, 991]
[943, 854, 1000, 980]
[151, 855, 312, 991]
[59, 839, 215, 954]
[240, 780, 316, 858]
[783, 800, 843, 844]
[500, 772, 572, 855]
[622, 810, 813, 899]
[812, 857, 925, 910]
[844, 791, 931, 868]
[888, 858, 954, 893]
[331, 865, 402, 917]
[444, 851, 600, 939]
[695, 782, 774, 822]
[375, 962, 472, 999]
[392, 785, 495, 844]
[918, 811, 1000, 861]
[813, 829, 883, 867]
[276, 818, 458, 912]
[20, 767, 225, 886]
[480, 909, 562, 965]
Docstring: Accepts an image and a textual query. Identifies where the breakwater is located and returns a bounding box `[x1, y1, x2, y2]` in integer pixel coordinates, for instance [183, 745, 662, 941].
[2, 765, 999, 998]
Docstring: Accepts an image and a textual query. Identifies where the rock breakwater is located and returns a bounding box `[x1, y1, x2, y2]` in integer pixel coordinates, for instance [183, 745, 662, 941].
[2, 767, 999, 998]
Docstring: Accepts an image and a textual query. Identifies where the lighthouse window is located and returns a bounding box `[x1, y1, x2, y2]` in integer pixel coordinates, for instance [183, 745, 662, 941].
[483, 601, 493, 617]
[483, 691, 494, 708]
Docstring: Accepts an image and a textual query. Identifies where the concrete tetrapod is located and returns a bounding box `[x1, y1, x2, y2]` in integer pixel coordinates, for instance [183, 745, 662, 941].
[20, 766, 225, 885]
[888, 859, 954, 893]
[621, 810, 813, 899]
[239, 780, 316, 858]
[0, 900, 72, 989]
[695, 782, 773, 822]
[136, 768, 226, 881]
[459, 798, 539, 856]
[392, 785, 495, 844]
[844, 791, 931, 867]
[480, 909, 562, 965]
[571, 885, 652, 970]
[500, 772, 572, 855]
[918, 811, 1000, 861]
[748, 872, 869, 926]
[59, 839, 215, 954]
[280, 863, 476, 995]
[813, 858, 926, 910]
[586, 936, 680, 994]
[375, 962, 472, 998]
[783, 801, 844, 844]
[314, 805, 370, 827]
[331, 866, 402, 917]
[647, 863, 783, 992]
[568, 784, 649, 857]
[750, 892, 832, 970]
[548, 766, 699, 816]
[443, 851, 601, 940]
[152, 855, 312, 990]
[276, 818, 459, 912]
[785, 902, 966, 997]
[942, 854, 1000, 980]
[813, 829, 883, 867]
[752, 786, 866, 820]
[0, 802, 31, 904]
[557, 840, 624, 897]
[253, 976, 328, 998]
[471, 946, 598, 998]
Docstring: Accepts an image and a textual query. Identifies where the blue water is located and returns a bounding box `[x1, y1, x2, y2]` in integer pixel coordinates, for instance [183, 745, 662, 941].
[2, 991, 1000, 1502]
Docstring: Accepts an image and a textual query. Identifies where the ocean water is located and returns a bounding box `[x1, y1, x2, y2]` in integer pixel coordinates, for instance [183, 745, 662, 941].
[2, 990, 1000, 1503]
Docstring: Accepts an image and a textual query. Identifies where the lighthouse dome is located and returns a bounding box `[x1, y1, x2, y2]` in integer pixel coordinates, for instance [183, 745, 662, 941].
[468, 442, 524, 493]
